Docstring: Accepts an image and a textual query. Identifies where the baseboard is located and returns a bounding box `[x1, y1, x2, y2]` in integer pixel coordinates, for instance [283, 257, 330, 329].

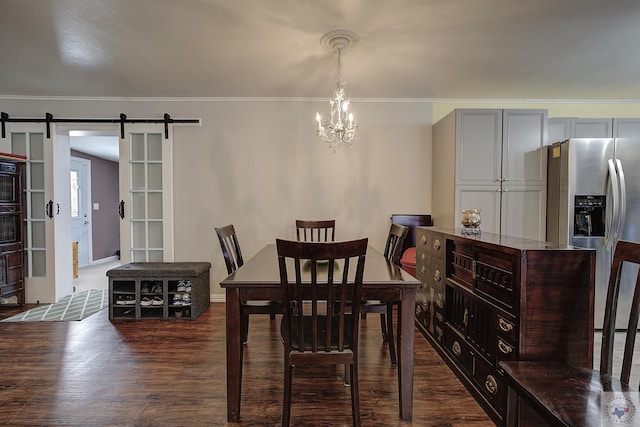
[89, 256, 119, 265]
[210, 294, 225, 303]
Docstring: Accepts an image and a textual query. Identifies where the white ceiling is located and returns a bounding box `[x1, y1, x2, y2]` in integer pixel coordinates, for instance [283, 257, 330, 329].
[2, 0, 640, 101]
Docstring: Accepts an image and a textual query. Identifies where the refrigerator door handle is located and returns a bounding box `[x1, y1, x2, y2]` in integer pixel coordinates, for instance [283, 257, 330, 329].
[605, 159, 620, 250]
[615, 159, 627, 248]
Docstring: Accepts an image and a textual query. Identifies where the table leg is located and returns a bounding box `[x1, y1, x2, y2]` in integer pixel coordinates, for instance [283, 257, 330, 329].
[397, 289, 415, 420]
[226, 288, 243, 422]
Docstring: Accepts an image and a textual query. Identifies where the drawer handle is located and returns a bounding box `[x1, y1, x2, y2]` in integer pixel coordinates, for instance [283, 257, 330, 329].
[433, 270, 441, 282]
[421, 266, 427, 274]
[498, 318, 514, 332]
[420, 235, 427, 245]
[452, 341, 461, 356]
[433, 239, 441, 251]
[498, 339, 513, 354]
[485, 375, 498, 395]
[420, 253, 426, 261]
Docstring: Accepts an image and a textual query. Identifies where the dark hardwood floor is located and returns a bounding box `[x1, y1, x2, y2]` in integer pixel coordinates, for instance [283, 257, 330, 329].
[0, 303, 493, 426]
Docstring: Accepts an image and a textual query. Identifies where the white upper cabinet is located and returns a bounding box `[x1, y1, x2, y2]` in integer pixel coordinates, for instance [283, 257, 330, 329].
[432, 108, 548, 241]
[613, 118, 640, 138]
[455, 109, 548, 187]
[549, 117, 640, 140]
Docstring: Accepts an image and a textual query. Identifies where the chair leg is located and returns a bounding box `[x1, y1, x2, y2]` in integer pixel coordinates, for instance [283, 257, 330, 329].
[350, 361, 361, 427]
[386, 303, 397, 366]
[379, 312, 388, 340]
[343, 364, 351, 386]
[241, 313, 249, 344]
[283, 363, 293, 427]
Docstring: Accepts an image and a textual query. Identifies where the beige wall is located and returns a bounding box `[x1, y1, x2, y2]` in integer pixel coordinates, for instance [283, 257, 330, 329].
[0, 97, 432, 298]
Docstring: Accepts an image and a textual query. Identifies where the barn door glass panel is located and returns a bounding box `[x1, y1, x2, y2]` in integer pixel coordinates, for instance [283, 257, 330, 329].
[128, 132, 164, 262]
[11, 132, 46, 277]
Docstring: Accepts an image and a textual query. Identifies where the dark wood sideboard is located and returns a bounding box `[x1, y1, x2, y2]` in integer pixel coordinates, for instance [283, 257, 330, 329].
[414, 227, 595, 426]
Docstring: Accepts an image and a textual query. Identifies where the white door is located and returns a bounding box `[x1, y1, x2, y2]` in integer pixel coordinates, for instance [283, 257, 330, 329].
[70, 157, 92, 267]
[0, 123, 70, 303]
[119, 124, 174, 263]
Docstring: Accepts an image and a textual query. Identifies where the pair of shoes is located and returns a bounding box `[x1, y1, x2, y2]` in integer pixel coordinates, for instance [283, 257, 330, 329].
[115, 295, 135, 305]
[141, 283, 151, 293]
[185, 280, 192, 292]
[141, 296, 163, 306]
[177, 281, 187, 292]
[150, 284, 162, 294]
[172, 293, 191, 306]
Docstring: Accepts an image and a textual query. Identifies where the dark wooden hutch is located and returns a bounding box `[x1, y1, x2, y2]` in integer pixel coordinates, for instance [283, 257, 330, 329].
[0, 156, 25, 305]
[414, 227, 595, 426]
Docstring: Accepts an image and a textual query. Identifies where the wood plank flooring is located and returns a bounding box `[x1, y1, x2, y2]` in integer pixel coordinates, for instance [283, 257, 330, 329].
[0, 304, 493, 426]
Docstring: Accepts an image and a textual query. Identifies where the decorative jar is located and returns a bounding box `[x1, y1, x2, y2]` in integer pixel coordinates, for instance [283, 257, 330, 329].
[461, 209, 481, 235]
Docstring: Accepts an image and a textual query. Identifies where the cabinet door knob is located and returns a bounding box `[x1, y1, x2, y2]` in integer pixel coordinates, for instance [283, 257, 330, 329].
[498, 317, 514, 332]
[433, 270, 441, 282]
[485, 375, 498, 395]
[498, 339, 513, 354]
[433, 239, 441, 251]
[452, 341, 461, 356]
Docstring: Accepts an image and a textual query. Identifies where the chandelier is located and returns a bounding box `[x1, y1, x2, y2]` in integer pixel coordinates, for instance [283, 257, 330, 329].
[315, 30, 359, 152]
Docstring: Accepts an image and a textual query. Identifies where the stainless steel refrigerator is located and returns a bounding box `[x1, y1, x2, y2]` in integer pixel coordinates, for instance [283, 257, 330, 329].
[547, 138, 640, 329]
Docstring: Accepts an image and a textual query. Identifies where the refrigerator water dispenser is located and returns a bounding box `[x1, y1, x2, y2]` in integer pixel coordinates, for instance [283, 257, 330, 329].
[574, 195, 605, 237]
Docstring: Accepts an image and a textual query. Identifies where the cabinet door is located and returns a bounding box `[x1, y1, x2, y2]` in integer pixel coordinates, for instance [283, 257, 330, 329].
[502, 110, 548, 187]
[500, 186, 546, 241]
[573, 118, 612, 138]
[613, 118, 640, 138]
[456, 109, 502, 186]
[456, 186, 501, 235]
[548, 118, 572, 144]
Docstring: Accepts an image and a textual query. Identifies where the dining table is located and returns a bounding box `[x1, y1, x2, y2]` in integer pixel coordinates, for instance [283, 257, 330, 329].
[220, 243, 422, 422]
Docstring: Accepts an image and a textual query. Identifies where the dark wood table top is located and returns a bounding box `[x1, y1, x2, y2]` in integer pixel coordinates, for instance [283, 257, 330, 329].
[500, 360, 638, 427]
[220, 244, 421, 290]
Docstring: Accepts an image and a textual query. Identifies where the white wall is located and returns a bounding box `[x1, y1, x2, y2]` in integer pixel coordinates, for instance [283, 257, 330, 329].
[0, 97, 433, 298]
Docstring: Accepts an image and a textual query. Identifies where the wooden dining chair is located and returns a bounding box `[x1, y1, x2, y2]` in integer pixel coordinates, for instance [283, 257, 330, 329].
[276, 237, 368, 427]
[500, 240, 640, 426]
[362, 223, 409, 366]
[295, 219, 336, 242]
[215, 224, 282, 343]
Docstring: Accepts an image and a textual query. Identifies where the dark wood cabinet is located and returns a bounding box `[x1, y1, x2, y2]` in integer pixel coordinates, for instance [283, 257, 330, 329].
[0, 160, 24, 305]
[415, 227, 595, 426]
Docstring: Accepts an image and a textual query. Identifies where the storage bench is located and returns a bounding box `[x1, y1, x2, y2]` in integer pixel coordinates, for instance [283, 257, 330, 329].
[107, 262, 211, 320]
